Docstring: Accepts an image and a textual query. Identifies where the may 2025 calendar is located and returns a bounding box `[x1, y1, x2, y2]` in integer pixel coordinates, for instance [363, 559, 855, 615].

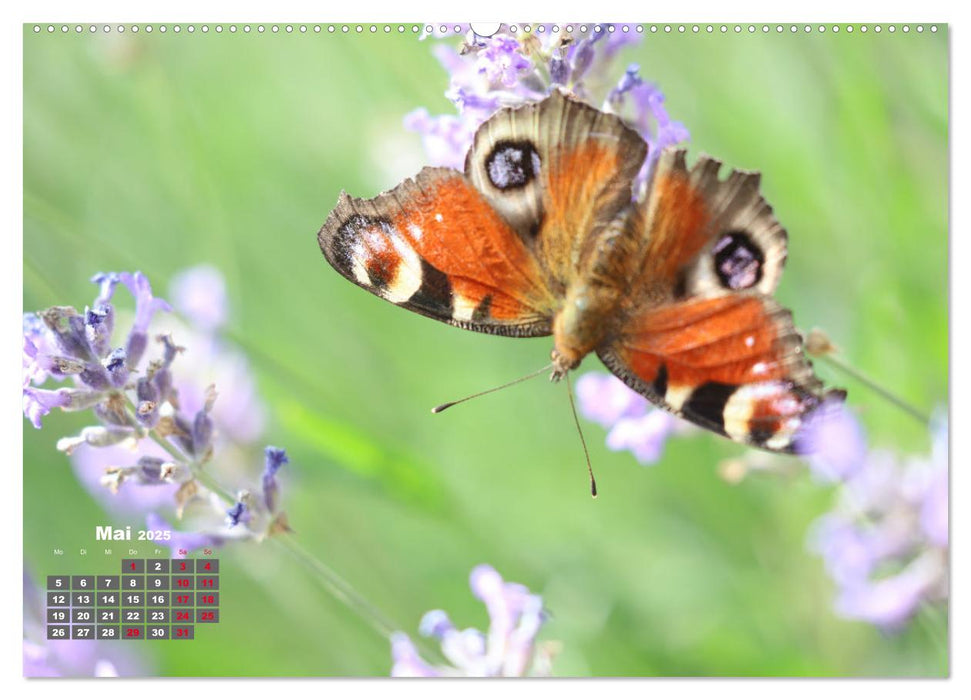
[23, 20, 948, 678]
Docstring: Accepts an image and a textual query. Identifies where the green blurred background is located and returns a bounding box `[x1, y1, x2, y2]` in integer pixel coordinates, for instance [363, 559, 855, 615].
[23, 24, 947, 676]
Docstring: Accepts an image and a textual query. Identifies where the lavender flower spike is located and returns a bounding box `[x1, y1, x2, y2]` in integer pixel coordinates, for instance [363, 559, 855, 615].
[391, 564, 555, 677]
[807, 410, 949, 629]
[407, 25, 688, 181]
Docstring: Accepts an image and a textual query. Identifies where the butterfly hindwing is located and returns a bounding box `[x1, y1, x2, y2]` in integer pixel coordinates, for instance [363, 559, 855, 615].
[598, 294, 843, 452]
[628, 148, 789, 305]
[319, 167, 556, 336]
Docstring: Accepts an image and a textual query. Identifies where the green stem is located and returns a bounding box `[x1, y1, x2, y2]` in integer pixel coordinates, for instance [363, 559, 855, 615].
[818, 354, 930, 425]
[121, 395, 449, 662]
[275, 536, 397, 638]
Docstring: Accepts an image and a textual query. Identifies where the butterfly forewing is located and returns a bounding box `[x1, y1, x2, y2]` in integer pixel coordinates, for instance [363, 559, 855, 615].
[465, 91, 647, 291]
[319, 167, 556, 336]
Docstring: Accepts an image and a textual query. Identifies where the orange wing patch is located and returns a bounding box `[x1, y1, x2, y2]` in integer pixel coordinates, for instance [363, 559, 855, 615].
[639, 168, 711, 287]
[598, 295, 842, 452]
[319, 168, 556, 336]
[393, 174, 553, 322]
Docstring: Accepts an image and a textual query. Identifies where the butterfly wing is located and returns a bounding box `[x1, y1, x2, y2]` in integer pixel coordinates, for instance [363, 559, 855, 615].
[465, 90, 647, 290]
[599, 295, 844, 451]
[319, 167, 556, 336]
[319, 90, 648, 336]
[598, 149, 843, 452]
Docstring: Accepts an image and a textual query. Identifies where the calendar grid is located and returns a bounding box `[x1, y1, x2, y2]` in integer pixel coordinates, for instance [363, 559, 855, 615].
[46, 559, 220, 641]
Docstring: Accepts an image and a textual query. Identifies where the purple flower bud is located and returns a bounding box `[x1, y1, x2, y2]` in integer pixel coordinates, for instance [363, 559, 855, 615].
[56, 426, 133, 454]
[23, 387, 73, 428]
[158, 335, 182, 368]
[226, 501, 249, 527]
[445, 87, 501, 116]
[920, 464, 948, 548]
[126, 332, 148, 371]
[136, 457, 165, 483]
[78, 362, 111, 391]
[152, 368, 173, 403]
[94, 400, 128, 427]
[261, 446, 289, 512]
[23, 387, 102, 428]
[192, 409, 213, 456]
[23, 313, 61, 385]
[549, 51, 568, 86]
[118, 272, 172, 335]
[570, 41, 595, 82]
[42, 306, 94, 361]
[117, 272, 171, 368]
[90, 272, 122, 306]
[833, 551, 945, 629]
[135, 377, 160, 427]
[171, 412, 195, 455]
[390, 632, 442, 677]
[607, 64, 642, 104]
[84, 304, 113, 357]
[36, 354, 84, 377]
[418, 609, 455, 639]
[921, 415, 949, 547]
[103, 348, 129, 387]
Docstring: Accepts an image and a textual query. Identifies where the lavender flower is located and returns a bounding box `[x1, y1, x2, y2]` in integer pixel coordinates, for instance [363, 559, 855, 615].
[794, 397, 868, 482]
[24, 269, 289, 549]
[23, 387, 75, 429]
[391, 564, 556, 677]
[576, 373, 691, 465]
[606, 63, 692, 194]
[807, 413, 949, 629]
[406, 25, 688, 181]
[55, 268, 264, 517]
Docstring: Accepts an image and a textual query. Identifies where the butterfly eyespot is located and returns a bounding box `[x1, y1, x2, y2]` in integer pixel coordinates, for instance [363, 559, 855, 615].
[712, 231, 764, 290]
[485, 140, 542, 190]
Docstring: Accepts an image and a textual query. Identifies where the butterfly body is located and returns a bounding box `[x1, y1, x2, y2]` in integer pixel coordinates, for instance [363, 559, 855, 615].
[319, 90, 844, 453]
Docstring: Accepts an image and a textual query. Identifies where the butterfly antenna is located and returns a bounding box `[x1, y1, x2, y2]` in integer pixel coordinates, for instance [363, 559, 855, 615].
[565, 375, 598, 498]
[431, 363, 554, 414]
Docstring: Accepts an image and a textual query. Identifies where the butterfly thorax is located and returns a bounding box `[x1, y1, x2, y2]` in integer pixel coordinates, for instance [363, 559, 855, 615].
[551, 282, 621, 379]
[550, 211, 639, 379]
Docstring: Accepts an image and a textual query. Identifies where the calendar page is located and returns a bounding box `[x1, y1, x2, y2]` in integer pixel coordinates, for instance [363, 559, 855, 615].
[22, 21, 948, 678]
